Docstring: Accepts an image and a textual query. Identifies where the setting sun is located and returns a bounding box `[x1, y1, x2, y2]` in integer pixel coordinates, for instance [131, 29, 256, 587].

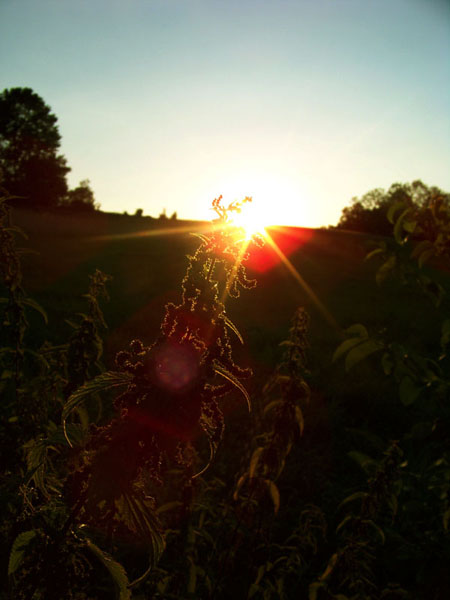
[230, 199, 269, 239]
[208, 171, 307, 234]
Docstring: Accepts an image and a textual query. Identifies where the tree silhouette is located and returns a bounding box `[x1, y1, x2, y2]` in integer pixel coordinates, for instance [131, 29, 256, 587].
[65, 179, 98, 212]
[337, 180, 449, 235]
[0, 87, 70, 209]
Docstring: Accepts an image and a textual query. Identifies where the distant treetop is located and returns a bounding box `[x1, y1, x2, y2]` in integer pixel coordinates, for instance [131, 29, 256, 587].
[337, 180, 449, 235]
[0, 87, 98, 212]
[0, 87, 70, 209]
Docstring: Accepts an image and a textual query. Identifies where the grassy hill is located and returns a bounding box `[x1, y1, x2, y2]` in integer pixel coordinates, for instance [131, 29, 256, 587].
[12, 206, 447, 386]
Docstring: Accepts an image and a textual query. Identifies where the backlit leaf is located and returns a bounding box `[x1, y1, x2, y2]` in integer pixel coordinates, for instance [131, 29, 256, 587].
[82, 535, 131, 600]
[62, 371, 133, 446]
[309, 582, 326, 600]
[319, 552, 338, 581]
[336, 514, 355, 535]
[403, 219, 417, 233]
[8, 530, 37, 576]
[21, 297, 48, 324]
[224, 316, 244, 344]
[376, 255, 396, 285]
[348, 451, 378, 474]
[365, 247, 384, 261]
[214, 362, 251, 412]
[345, 324, 369, 338]
[263, 399, 283, 415]
[393, 207, 412, 243]
[364, 519, 385, 544]
[249, 447, 264, 479]
[233, 473, 248, 500]
[338, 491, 369, 511]
[332, 337, 364, 363]
[295, 406, 304, 437]
[387, 200, 407, 224]
[345, 339, 383, 371]
[264, 479, 280, 514]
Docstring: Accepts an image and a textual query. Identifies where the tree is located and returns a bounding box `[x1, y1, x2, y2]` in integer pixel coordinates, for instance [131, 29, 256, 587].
[65, 179, 98, 212]
[337, 180, 449, 235]
[0, 87, 70, 208]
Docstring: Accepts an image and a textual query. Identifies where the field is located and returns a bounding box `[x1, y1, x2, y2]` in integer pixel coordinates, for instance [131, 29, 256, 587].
[3, 206, 450, 599]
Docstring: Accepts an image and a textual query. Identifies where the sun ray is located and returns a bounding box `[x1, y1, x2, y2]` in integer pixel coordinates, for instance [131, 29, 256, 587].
[87, 222, 212, 243]
[263, 230, 341, 333]
[219, 234, 251, 307]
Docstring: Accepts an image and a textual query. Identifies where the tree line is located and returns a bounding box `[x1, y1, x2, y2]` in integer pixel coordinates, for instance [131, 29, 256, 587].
[336, 180, 450, 236]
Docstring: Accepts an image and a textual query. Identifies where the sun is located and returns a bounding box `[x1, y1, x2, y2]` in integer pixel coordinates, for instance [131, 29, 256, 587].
[229, 199, 269, 239]
[206, 170, 305, 236]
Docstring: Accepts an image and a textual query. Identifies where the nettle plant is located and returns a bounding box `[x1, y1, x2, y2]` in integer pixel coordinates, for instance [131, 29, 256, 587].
[7, 196, 266, 598]
[329, 192, 450, 597]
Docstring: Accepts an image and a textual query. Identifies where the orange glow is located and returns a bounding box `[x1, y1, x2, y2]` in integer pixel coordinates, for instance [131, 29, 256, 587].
[229, 200, 269, 240]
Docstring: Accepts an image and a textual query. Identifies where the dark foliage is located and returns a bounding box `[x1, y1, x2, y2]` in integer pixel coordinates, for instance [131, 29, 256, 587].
[0, 88, 70, 209]
[337, 180, 450, 236]
[64, 179, 99, 212]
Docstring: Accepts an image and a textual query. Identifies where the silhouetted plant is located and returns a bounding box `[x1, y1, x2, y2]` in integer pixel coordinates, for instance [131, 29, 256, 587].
[6, 195, 264, 598]
[310, 441, 403, 600]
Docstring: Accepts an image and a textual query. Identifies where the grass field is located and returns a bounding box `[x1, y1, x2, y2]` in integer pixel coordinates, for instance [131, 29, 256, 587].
[14, 206, 448, 394]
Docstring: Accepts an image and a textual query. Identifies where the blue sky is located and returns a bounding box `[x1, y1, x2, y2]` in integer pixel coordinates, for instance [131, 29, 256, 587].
[1, 0, 449, 226]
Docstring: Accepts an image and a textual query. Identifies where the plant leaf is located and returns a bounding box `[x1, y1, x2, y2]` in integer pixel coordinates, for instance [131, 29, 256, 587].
[403, 219, 417, 233]
[393, 207, 412, 243]
[249, 447, 264, 479]
[348, 451, 378, 474]
[224, 316, 244, 344]
[338, 491, 369, 511]
[233, 473, 248, 500]
[364, 519, 385, 544]
[376, 255, 396, 285]
[332, 337, 364, 363]
[365, 247, 384, 261]
[387, 200, 407, 224]
[345, 339, 383, 371]
[345, 324, 369, 338]
[264, 479, 280, 514]
[294, 405, 305, 437]
[309, 582, 326, 600]
[213, 362, 251, 411]
[82, 535, 131, 600]
[8, 530, 37, 576]
[21, 297, 48, 324]
[62, 371, 133, 446]
[263, 399, 283, 415]
[319, 552, 338, 581]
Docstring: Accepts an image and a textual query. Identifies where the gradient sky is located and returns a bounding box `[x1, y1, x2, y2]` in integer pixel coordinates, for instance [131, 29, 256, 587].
[1, 0, 449, 227]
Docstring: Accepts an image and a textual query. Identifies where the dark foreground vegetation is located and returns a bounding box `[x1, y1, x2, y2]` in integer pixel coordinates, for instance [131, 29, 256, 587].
[1, 190, 450, 600]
